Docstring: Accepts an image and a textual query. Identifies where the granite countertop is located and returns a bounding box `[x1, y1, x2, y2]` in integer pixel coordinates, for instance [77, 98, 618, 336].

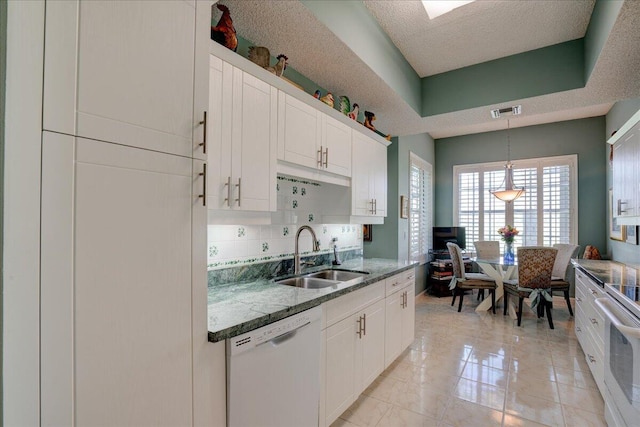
[208, 258, 418, 342]
[572, 259, 640, 287]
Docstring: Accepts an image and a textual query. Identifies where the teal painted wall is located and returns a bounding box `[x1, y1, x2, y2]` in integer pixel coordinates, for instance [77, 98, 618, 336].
[365, 133, 435, 293]
[301, 0, 422, 115]
[435, 117, 607, 254]
[606, 97, 640, 264]
[585, 0, 623, 81]
[422, 40, 585, 116]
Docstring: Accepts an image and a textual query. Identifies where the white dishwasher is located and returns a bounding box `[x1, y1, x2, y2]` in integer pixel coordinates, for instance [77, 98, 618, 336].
[227, 306, 322, 427]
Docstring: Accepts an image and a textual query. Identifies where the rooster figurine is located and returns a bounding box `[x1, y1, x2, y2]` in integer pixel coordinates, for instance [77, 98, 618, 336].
[268, 54, 288, 77]
[348, 103, 359, 121]
[339, 96, 351, 116]
[248, 48, 288, 77]
[211, 4, 238, 52]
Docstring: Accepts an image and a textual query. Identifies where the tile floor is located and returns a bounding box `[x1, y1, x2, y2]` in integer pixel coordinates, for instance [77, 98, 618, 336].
[331, 292, 606, 427]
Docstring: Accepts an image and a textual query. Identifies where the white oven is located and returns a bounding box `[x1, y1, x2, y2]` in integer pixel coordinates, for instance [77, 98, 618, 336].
[595, 295, 640, 427]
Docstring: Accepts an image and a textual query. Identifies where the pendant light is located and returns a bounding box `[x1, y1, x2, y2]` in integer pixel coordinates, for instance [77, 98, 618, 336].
[490, 120, 525, 202]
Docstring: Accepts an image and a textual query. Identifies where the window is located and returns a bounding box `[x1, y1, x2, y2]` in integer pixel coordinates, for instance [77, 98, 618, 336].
[453, 155, 577, 252]
[409, 152, 433, 263]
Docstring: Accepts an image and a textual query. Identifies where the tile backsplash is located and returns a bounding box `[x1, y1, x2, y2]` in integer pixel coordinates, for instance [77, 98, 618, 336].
[208, 175, 361, 270]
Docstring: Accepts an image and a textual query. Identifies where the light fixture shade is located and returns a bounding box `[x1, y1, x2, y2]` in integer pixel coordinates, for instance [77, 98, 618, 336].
[491, 188, 525, 202]
[490, 162, 525, 202]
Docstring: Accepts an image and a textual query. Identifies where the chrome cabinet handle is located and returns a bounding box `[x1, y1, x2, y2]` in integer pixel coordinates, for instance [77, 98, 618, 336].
[356, 316, 362, 338]
[590, 318, 598, 325]
[198, 111, 207, 154]
[318, 146, 323, 167]
[576, 326, 582, 332]
[198, 164, 207, 206]
[324, 147, 329, 168]
[374, 199, 377, 215]
[224, 176, 231, 207]
[235, 178, 241, 207]
[588, 354, 596, 363]
[618, 199, 628, 215]
[576, 297, 582, 302]
[362, 313, 366, 336]
[369, 199, 375, 214]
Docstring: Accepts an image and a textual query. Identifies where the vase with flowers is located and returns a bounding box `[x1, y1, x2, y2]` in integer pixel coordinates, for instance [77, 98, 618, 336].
[498, 225, 519, 264]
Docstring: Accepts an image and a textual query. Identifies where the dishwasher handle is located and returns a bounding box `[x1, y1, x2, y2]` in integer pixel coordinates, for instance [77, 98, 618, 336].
[256, 321, 311, 347]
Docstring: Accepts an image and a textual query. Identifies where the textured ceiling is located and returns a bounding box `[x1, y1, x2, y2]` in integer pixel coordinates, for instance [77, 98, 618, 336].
[218, 0, 640, 139]
[363, 0, 595, 77]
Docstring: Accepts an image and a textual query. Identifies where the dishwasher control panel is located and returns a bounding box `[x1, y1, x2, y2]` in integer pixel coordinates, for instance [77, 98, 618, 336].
[228, 306, 322, 356]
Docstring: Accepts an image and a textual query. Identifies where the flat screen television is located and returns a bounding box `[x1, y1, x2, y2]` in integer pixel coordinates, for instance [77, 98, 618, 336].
[433, 226, 466, 251]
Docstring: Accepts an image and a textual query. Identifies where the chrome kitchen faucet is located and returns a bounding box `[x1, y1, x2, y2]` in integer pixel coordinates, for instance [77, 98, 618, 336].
[294, 225, 320, 275]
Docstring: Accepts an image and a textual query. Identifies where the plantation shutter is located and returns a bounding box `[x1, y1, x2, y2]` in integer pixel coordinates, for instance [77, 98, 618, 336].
[409, 153, 432, 263]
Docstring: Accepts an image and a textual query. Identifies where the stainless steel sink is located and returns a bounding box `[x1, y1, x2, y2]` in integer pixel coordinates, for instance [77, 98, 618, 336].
[304, 269, 369, 281]
[276, 276, 340, 289]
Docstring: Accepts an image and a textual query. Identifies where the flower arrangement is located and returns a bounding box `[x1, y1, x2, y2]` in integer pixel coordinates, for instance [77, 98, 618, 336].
[498, 225, 519, 243]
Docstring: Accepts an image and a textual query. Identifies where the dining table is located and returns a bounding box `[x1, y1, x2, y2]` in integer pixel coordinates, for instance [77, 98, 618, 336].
[473, 257, 518, 318]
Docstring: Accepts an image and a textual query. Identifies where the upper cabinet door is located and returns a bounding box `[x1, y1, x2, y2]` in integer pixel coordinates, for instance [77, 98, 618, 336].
[278, 92, 321, 169]
[43, 1, 199, 157]
[234, 70, 278, 211]
[322, 115, 352, 177]
[371, 141, 388, 217]
[192, 0, 214, 160]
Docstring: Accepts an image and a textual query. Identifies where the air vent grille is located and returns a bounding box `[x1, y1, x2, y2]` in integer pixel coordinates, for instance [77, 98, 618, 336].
[490, 105, 522, 119]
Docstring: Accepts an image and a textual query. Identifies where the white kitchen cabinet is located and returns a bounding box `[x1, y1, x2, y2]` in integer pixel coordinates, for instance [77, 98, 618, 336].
[612, 122, 640, 222]
[42, 0, 209, 159]
[352, 132, 388, 217]
[574, 268, 606, 396]
[384, 269, 416, 367]
[40, 133, 207, 426]
[207, 56, 277, 212]
[323, 281, 386, 426]
[277, 92, 352, 178]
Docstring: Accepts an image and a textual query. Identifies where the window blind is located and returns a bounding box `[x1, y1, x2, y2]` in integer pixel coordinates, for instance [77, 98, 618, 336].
[409, 153, 432, 263]
[453, 155, 577, 251]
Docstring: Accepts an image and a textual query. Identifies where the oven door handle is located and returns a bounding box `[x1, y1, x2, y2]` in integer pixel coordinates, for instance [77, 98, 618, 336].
[595, 297, 640, 339]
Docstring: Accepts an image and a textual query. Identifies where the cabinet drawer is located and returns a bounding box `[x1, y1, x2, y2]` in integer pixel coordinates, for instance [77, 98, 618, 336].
[385, 269, 415, 296]
[325, 281, 384, 328]
[580, 327, 606, 396]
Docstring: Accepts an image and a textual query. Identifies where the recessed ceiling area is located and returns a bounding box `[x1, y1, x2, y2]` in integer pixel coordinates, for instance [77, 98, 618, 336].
[216, 0, 640, 139]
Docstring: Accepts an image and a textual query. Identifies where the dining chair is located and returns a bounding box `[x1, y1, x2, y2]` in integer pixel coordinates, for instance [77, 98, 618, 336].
[446, 242, 496, 313]
[548, 243, 580, 317]
[503, 246, 558, 328]
[473, 240, 501, 300]
[474, 240, 500, 259]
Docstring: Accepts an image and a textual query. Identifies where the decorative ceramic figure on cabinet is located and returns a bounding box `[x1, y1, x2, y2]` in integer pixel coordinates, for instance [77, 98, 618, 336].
[320, 92, 334, 108]
[348, 103, 359, 121]
[248, 47, 289, 77]
[313, 90, 321, 99]
[363, 110, 392, 141]
[364, 111, 377, 131]
[211, 4, 238, 52]
[339, 96, 351, 116]
[269, 54, 288, 77]
[248, 46, 271, 68]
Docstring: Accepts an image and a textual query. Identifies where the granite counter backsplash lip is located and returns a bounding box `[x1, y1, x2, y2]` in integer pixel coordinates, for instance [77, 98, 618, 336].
[572, 259, 639, 287]
[208, 258, 418, 342]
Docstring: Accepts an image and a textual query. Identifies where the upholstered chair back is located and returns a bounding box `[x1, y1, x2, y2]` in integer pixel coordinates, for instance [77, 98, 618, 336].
[474, 241, 500, 259]
[446, 242, 465, 279]
[551, 244, 580, 280]
[516, 247, 557, 290]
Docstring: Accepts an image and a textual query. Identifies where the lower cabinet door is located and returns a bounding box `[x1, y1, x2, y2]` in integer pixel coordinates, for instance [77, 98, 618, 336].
[357, 299, 386, 395]
[41, 133, 195, 426]
[325, 315, 357, 425]
[384, 291, 403, 367]
[401, 283, 416, 350]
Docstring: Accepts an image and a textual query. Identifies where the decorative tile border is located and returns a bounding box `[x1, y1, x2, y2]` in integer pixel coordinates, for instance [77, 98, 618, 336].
[208, 249, 363, 287]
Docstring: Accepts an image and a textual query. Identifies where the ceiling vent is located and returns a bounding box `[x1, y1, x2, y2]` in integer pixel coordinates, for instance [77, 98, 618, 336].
[490, 105, 522, 119]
